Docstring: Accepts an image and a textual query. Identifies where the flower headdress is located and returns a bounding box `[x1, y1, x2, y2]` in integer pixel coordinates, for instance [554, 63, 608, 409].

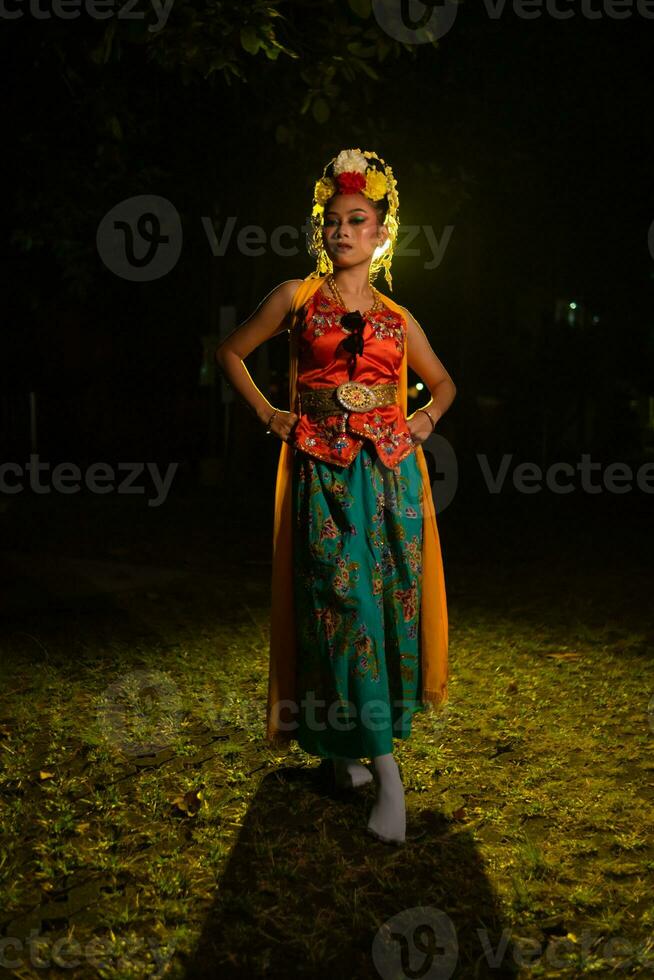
[306, 148, 400, 291]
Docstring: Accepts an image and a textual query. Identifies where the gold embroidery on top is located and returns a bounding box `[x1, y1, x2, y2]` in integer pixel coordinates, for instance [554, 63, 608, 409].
[304, 287, 405, 353]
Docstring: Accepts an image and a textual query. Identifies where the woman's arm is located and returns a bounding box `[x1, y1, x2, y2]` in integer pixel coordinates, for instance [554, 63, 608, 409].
[215, 278, 303, 429]
[402, 306, 457, 434]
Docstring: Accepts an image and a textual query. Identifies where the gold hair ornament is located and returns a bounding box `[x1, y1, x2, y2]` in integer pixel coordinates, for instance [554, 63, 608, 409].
[306, 148, 400, 291]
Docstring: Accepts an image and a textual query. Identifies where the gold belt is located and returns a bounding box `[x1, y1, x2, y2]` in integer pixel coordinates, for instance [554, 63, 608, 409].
[297, 381, 398, 420]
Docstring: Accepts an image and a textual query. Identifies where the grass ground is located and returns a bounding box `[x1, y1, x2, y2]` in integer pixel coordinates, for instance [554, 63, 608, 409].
[0, 479, 653, 978]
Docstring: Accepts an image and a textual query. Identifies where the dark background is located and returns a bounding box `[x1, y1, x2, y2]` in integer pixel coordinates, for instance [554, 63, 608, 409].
[2, 0, 653, 523]
[2, 8, 653, 971]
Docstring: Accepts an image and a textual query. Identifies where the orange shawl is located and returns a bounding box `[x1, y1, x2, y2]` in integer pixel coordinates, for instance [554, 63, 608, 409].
[266, 273, 449, 745]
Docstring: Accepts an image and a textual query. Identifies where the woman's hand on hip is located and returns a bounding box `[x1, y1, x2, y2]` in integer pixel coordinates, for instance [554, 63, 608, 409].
[406, 411, 434, 445]
[268, 410, 299, 443]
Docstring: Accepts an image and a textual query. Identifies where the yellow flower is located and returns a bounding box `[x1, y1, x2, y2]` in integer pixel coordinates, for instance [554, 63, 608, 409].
[314, 177, 336, 205]
[365, 169, 388, 202]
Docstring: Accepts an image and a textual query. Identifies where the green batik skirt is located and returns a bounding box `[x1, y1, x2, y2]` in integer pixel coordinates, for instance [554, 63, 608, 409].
[291, 440, 426, 760]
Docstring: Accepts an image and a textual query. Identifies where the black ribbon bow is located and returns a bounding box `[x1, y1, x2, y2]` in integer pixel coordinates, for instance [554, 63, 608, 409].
[340, 311, 365, 357]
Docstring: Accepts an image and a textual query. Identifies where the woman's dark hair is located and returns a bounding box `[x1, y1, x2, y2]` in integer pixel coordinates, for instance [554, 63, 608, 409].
[370, 197, 389, 224]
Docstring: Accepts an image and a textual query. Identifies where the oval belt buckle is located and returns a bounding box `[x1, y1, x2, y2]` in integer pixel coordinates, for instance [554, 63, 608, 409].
[335, 381, 378, 413]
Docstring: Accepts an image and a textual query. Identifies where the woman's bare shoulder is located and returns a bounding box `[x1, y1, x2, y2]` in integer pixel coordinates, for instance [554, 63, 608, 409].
[259, 278, 303, 314]
[217, 279, 309, 357]
[271, 278, 317, 319]
[278, 278, 305, 300]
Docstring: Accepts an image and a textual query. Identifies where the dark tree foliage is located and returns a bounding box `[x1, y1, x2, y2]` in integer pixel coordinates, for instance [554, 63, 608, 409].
[7, 0, 440, 305]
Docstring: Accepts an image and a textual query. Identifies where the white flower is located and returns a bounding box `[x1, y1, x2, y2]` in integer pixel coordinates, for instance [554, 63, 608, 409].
[333, 148, 368, 176]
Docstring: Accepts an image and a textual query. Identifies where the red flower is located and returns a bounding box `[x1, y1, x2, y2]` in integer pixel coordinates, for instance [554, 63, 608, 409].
[336, 171, 366, 195]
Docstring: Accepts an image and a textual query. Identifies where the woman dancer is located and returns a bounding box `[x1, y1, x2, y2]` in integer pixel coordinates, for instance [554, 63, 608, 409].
[216, 148, 456, 844]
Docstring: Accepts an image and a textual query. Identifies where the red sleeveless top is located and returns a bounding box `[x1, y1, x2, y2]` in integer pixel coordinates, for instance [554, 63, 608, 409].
[290, 283, 415, 471]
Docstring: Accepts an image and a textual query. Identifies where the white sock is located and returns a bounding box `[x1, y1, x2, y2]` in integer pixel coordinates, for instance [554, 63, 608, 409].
[333, 756, 373, 789]
[367, 753, 406, 844]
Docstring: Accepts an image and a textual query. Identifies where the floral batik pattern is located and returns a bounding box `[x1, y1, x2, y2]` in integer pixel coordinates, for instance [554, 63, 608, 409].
[291, 440, 425, 759]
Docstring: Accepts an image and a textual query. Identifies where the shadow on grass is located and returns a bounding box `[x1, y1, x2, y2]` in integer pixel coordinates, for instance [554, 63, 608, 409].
[180, 762, 519, 980]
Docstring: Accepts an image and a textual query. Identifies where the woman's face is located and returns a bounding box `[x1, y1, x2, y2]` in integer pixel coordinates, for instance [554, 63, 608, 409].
[322, 193, 388, 269]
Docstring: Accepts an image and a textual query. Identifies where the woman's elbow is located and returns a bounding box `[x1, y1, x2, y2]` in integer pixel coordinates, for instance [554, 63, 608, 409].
[215, 342, 233, 366]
